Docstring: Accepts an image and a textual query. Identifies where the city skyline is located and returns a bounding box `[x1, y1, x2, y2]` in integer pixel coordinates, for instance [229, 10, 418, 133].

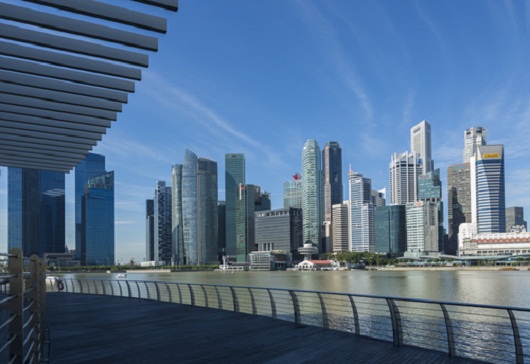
[1, 1, 529, 263]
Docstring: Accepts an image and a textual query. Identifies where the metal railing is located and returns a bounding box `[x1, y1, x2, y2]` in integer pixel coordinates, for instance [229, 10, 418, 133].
[50, 277, 530, 364]
[0, 248, 48, 364]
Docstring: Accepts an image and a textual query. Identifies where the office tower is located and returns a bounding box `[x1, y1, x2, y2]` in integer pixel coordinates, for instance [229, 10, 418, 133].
[389, 151, 421, 205]
[470, 145, 505, 233]
[218, 201, 226, 258]
[172, 164, 184, 265]
[235, 184, 269, 262]
[349, 170, 374, 252]
[374, 205, 407, 257]
[410, 120, 433, 174]
[417, 169, 443, 253]
[145, 199, 155, 261]
[82, 172, 114, 266]
[463, 127, 487, 163]
[283, 174, 302, 209]
[405, 201, 439, 257]
[506, 207, 527, 231]
[75, 153, 106, 259]
[332, 203, 349, 252]
[8, 168, 65, 257]
[302, 139, 322, 247]
[180, 150, 219, 266]
[255, 208, 303, 253]
[322, 142, 343, 253]
[154, 181, 172, 265]
[447, 163, 472, 255]
[225, 154, 245, 257]
[371, 189, 386, 207]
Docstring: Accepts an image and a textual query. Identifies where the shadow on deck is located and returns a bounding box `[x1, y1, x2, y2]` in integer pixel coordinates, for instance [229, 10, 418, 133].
[46, 293, 486, 363]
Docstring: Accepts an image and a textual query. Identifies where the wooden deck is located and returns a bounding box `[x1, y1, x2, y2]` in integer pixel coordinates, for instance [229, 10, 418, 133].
[46, 293, 486, 363]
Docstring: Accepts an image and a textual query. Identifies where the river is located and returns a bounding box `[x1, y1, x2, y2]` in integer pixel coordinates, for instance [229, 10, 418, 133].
[56, 269, 530, 308]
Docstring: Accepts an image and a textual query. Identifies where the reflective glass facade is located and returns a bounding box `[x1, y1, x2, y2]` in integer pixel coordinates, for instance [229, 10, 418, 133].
[182, 150, 198, 264]
[349, 171, 374, 252]
[255, 208, 303, 254]
[225, 154, 245, 256]
[302, 139, 322, 247]
[154, 181, 172, 265]
[374, 205, 406, 256]
[172, 164, 184, 264]
[145, 199, 155, 261]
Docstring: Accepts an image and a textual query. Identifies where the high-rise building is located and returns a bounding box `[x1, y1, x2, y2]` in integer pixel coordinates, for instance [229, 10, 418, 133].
[8, 168, 65, 257]
[349, 170, 374, 252]
[283, 174, 302, 209]
[506, 207, 527, 231]
[179, 150, 219, 266]
[225, 154, 245, 257]
[389, 151, 421, 205]
[255, 208, 303, 254]
[410, 120, 433, 174]
[463, 127, 487, 163]
[322, 142, 343, 253]
[371, 189, 386, 207]
[332, 203, 349, 252]
[374, 205, 407, 257]
[172, 164, 184, 265]
[154, 181, 172, 265]
[417, 169, 444, 253]
[82, 172, 114, 266]
[75, 153, 106, 259]
[218, 201, 226, 259]
[302, 139, 322, 248]
[447, 163, 472, 255]
[405, 201, 439, 258]
[471, 145, 505, 233]
[145, 199, 155, 261]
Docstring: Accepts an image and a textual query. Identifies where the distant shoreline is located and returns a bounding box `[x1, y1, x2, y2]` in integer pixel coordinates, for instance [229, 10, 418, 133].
[378, 266, 528, 271]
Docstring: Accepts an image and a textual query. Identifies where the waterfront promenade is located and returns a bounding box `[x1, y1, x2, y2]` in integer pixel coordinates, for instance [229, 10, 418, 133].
[46, 293, 486, 363]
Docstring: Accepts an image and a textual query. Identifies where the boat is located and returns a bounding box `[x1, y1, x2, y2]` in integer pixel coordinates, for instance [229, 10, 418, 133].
[116, 273, 127, 278]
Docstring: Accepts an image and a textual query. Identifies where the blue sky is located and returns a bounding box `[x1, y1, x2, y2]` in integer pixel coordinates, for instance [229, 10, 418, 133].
[1, 1, 529, 263]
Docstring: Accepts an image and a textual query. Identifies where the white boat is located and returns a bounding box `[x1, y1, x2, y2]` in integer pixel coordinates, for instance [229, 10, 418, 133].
[116, 273, 127, 278]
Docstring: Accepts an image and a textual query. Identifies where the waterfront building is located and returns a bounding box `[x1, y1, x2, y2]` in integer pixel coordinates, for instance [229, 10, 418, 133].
[371, 189, 386, 207]
[8, 168, 65, 257]
[172, 164, 184, 265]
[75, 153, 106, 259]
[154, 181, 172, 265]
[218, 201, 226, 259]
[283, 174, 302, 209]
[255, 208, 303, 254]
[348, 170, 374, 252]
[463, 127, 487, 163]
[405, 201, 439, 258]
[302, 139, 322, 248]
[418, 169, 444, 252]
[447, 163, 472, 255]
[248, 250, 292, 270]
[322, 142, 343, 252]
[332, 203, 349, 252]
[389, 151, 421, 205]
[458, 224, 530, 256]
[225, 153, 245, 257]
[145, 199, 155, 261]
[506, 207, 527, 231]
[470, 145, 505, 233]
[410, 120, 433, 174]
[82, 172, 114, 266]
[374, 205, 407, 257]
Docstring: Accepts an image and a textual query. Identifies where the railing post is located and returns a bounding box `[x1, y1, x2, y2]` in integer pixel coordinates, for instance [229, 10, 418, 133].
[188, 284, 195, 306]
[154, 282, 161, 301]
[230, 287, 239, 313]
[135, 281, 141, 298]
[200, 285, 208, 308]
[247, 288, 257, 315]
[118, 280, 123, 296]
[386, 298, 403, 347]
[507, 309, 524, 364]
[101, 280, 106, 296]
[9, 248, 24, 364]
[176, 283, 182, 304]
[145, 282, 151, 300]
[267, 289, 277, 320]
[109, 280, 114, 296]
[289, 290, 301, 327]
[166, 283, 173, 303]
[439, 304, 455, 357]
[317, 293, 329, 329]
[125, 281, 132, 298]
[214, 286, 223, 309]
[348, 296, 360, 335]
[77, 279, 83, 293]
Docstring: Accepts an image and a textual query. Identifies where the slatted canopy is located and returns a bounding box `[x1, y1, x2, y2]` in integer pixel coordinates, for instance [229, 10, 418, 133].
[0, 0, 178, 172]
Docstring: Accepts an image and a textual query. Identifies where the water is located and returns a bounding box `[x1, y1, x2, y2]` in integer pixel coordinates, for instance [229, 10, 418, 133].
[57, 269, 530, 308]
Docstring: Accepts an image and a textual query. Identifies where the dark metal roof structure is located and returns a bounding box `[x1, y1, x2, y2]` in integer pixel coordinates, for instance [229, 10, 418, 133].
[0, 0, 178, 172]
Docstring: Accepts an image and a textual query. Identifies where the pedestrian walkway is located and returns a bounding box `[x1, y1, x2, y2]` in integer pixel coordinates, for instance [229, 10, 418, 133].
[46, 293, 487, 363]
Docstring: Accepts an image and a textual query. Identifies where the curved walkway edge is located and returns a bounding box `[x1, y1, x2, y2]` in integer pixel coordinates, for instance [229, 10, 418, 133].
[46, 293, 487, 364]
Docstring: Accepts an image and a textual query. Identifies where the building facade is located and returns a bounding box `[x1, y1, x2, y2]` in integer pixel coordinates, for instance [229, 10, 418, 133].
[463, 126, 487, 163]
[322, 142, 343, 253]
[283, 174, 302, 209]
[506, 207, 527, 231]
[389, 151, 421, 205]
[405, 201, 439, 258]
[225, 154, 245, 257]
[154, 180, 172, 265]
[374, 205, 407, 257]
[332, 203, 349, 252]
[254, 208, 303, 254]
[447, 163, 472, 255]
[171, 164, 184, 265]
[302, 139, 322, 248]
[349, 170, 374, 252]
[145, 199, 155, 261]
[410, 120, 433, 174]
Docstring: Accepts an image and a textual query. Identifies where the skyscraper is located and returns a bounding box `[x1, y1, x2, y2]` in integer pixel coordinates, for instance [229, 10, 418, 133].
[302, 139, 322, 248]
[283, 174, 302, 209]
[82, 172, 114, 266]
[145, 199, 155, 261]
[154, 181, 172, 265]
[322, 142, 343, 253]
[389, 151, 421, 205]
[75, 153, 106, 259]
[418, 169, 444, 253]
[463, 127, 487, 163]
[506, 207, 527, 231]
[405, 201, 439, 257]
[447, 163, 472, 255]
[374, 205, 407, 257]
[225, 154, 245, 257]
[410, 120, 433, 174]
[172, 164, 184, 265]
[332, 203, 349, 252]
[348, 170, 374, 252]
[255, 207, 303, 254]
[8, 168, 65, 257]
[471, 145, 505, 233]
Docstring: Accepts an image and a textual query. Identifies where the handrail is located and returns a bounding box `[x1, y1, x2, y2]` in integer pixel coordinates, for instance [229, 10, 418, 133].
[51, 277, 530, 364]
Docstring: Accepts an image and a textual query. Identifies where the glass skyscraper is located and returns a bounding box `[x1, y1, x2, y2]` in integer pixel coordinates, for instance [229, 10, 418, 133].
[410, 120, 433, 174]
[374, 205, 407, 257]
[463, 127, 487, 163]
[225, 154, 245, 257]
[322, 142, 343, 222]
[172, 164, 184, 265]
[82, 172, 114, 266]
[283, 175, 302, 209]
[145, 199, 155, 261]
[8, 168, 65, 257]
[389, 151, 421, 205]
[447, 163, 471, 255]
[154, 181, 172, 265]
[348, 170, 374, 252]
[302, 139, 322, 248]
